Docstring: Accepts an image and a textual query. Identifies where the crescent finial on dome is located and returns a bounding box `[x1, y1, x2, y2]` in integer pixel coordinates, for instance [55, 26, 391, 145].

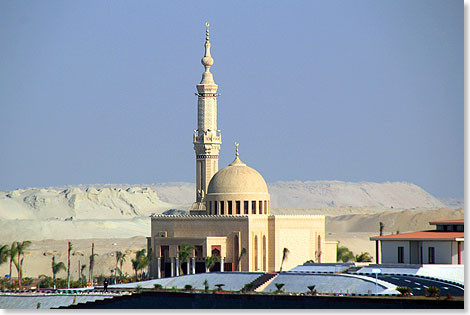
[235, 142, 239, 157]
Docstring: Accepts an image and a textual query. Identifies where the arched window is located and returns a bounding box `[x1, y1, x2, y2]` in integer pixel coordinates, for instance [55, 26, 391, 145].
[317, 235, 322, 263]
[234, 235, 239, 270]
[254, 235, 258, 271]
[262, 235, 267, 271]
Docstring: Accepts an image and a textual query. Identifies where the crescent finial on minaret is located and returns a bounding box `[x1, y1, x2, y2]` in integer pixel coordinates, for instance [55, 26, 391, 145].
[200, 22, 215, 84]
[235, 142, 239, 157]
[205, 22, 210, 41]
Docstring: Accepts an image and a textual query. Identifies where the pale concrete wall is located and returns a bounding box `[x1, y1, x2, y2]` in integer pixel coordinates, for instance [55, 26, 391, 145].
[323, 241, 338, 263]
[151, 214, 334, 274]
[422, 241, 452, 264]
[269, 215, 326, 271]
[380, 241, 409, 264]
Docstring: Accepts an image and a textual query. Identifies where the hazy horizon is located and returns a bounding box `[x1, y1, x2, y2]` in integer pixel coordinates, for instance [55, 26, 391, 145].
[0, 1, 463, 198]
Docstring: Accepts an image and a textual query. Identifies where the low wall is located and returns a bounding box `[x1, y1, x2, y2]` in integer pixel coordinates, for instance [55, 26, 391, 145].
[63, 291, 463, 309]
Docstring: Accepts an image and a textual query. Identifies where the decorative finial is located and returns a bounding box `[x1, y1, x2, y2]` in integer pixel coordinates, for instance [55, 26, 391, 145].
[235, 142, 239, 157]
[205, 22, 210, 41]
[200, 22, 215, 84]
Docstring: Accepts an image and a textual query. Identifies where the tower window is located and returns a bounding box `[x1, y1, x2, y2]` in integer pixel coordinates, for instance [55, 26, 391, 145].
[252, 201, 256, 214]
[259, 200, 263, 214]
[214, 201, 218, 215]
[228, 201, 232, 215]
[236, 201, 241, 215]
[264, 201, 267, 214]
[220, 201, 224, 215]
[244, 201, 248, 214]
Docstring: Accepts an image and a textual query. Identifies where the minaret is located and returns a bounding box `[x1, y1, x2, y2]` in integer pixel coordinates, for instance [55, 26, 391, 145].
[192, 23, 221, 209]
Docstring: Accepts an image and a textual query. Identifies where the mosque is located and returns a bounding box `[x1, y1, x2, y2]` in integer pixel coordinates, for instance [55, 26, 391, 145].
[149, 24, 337, 278]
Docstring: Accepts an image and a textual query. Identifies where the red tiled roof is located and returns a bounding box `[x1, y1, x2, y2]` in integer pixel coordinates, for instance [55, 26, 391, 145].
[370, 231, 464, 241]
[429, 219, 464, 224]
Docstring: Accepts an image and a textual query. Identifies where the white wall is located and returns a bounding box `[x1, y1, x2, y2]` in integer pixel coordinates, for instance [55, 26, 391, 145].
[381, 240, 461, 264]
[422, 241, 452, 264]
[381, 241, 409, 264]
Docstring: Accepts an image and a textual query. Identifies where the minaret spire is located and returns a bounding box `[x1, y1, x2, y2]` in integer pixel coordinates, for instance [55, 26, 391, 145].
[192, 22, 222, 210]
[200, 22, 215, 84]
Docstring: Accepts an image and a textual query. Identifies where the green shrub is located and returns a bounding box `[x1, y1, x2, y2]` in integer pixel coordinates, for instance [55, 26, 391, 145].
[274, 283, 285, 293]
[425, 286, 440, 297]
[396, 286, 412, 296]
[184, 284, 193, 291]
[153, 284, 163, 290]
[242, 283, 255, 293]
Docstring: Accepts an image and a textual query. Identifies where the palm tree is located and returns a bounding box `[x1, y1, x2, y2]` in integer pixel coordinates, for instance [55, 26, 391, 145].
[67, 241, 72, 289]
[337, 246, 354, 262]
[15, 240, 31, 289]
[131, 249, 148, 281]
[115, 251, 127, 282]
[307, 285, 316, 295]
[178, 242, 195, 275]
[236, 248, 246, 271]
[80, 264, 87, 287]
[204, 255, 220, 272]
[279, 248, 290, 272]
[274, 283, 285, 293]
[88, 243, 97, 285]
[8, 242, 17, 287]
[354, 252, 373, 262]
[0, 245, 8, 266]
[131, 258, 140, 282]
[51, 256, 66, 289]
[379, 222, 384, 236]
[118, 253, 127, 281]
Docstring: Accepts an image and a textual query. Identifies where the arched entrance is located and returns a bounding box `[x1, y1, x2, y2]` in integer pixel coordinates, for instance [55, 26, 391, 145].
[262, 235, 267, 271]
[254, 236, 258, 271]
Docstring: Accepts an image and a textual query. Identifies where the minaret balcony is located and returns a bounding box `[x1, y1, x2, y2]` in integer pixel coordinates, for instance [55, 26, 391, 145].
[193, 134, 222, 144]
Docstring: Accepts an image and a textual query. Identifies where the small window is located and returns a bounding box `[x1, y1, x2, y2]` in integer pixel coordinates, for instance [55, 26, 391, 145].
[244, 201, 248, 214]
[428, 247, 435, 264]
[220, 201, 225, 215]
[252, 201, 256, 214]
[397, 246, 404, 263]
[214, 201, 218, 215]
[259, 200, 263, 214]
[264, 201, 267, 214]
[228, 201, 232, 215]
[236, 201, 241, 214]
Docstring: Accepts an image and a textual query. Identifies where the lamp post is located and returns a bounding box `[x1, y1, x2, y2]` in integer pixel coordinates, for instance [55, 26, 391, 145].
[372, 268, 381, 295]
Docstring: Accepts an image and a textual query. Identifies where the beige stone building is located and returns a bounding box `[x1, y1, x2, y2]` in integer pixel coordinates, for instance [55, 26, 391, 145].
[150, 24, 336, 278]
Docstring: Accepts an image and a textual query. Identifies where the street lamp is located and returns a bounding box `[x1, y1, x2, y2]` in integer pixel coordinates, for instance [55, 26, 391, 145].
[372, 268, 382, 295]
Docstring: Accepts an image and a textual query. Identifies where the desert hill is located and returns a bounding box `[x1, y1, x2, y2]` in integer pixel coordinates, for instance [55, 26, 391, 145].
[0, 181, 462, 277]
[326, 207, 464, 234]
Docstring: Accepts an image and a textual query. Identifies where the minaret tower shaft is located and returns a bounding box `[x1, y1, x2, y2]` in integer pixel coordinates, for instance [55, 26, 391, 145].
[193, 23, 221, 207]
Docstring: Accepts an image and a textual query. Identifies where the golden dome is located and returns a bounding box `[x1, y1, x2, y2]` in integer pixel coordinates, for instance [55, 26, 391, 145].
[207, 156, 269, 195]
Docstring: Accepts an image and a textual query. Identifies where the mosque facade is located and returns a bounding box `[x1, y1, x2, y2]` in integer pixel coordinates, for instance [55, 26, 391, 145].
[149, 24, 337, 277]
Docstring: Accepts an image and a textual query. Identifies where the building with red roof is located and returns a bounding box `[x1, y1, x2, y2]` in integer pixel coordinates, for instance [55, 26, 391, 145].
[370, 219, 464, 265]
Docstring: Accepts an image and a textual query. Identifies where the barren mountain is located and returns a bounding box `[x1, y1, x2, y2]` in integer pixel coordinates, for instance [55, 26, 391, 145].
[268, 181, 446, 209]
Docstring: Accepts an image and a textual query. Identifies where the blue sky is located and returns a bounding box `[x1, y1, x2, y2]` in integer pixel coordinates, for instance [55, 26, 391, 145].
[0, 0, 463, 198]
